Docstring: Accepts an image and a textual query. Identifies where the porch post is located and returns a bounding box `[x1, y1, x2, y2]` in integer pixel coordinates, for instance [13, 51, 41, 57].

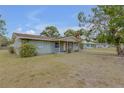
[67, 41, 68, 53]
[59, 40, 60, 53]
[78, 42, 80, 51]
[72, 42, 74, 52]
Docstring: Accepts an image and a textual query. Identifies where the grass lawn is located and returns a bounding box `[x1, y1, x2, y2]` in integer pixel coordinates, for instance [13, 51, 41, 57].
[0, 48, 124, 87]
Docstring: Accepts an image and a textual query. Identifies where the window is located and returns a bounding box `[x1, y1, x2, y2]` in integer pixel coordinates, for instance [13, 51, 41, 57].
[55, 42, 59, 48]
[87, 44, 90, 47]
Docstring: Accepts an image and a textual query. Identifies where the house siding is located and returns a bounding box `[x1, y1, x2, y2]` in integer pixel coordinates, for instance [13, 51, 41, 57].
[14, 38, 79, 55]
[73, 43, 79, 51]
[14, 39, 55, 55]
[95, 43, 110, 48]
[28, 40, 55, 55]
[14, 38, 22, 55]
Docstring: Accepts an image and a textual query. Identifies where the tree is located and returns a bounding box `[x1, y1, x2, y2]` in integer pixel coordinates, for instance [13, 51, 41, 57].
[64, 29, 75, 37]
[64, 28, 87, 39]
[79, 6, 124, 56]
[40, 26, 60, 38]
[76, 28, 92, 41]
[78, 12, 92, 41]
[0, 36, 9, 47]
[0, 15, 6, 36]
[0, 15, 7, 47]
[78, 12, 87, 27]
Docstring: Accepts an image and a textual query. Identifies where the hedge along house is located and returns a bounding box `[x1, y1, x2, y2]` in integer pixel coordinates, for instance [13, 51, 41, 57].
[12, 33, 80, 55]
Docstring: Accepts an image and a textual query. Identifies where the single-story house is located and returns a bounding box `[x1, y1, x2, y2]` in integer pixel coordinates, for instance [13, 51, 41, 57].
[12, 33, 80, 55]
[82, 41, 96, 48]
[95, 43, 110, 48]
[82, 41, 110, 49]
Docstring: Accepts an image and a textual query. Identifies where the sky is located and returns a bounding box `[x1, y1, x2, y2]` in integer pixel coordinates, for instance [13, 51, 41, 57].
[0, 5, 95, 38]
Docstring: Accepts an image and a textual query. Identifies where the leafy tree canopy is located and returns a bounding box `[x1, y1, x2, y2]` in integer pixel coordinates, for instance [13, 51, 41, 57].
[0, 14, 8, 47]
[64, 28, 86, 38]
[64, 29, 75, 37]
[40, 26, 60, 38]
[0, 15, 6, 36]
[78, 5, 124, 56]
[90, 6, 124, 45]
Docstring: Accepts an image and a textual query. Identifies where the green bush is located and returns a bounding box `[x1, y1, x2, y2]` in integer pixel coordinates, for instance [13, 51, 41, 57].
[19, 43, 37, 57]
[8, 45, 14, 54]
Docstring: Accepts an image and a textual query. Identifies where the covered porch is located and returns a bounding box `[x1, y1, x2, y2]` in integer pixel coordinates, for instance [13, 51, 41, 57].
[54, 41, 79, 53]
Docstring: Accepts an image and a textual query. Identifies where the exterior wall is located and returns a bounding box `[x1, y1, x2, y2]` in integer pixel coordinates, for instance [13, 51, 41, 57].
[14, 38, 22, 55]
[83, 44, 96, 48]
[73, 43, 79, 51]
[30, 41, 79, 53]
[83, 43, 110, 49]
[14, 38, 80, 55]
[59, 42, 79, 52]
[27, 41, 79, 54]
[28, 40, 55, 55]
[60, 43, 64, 52]
[14, 39, 55, 55]
[53, 42, 79, 52]
[96, 43, 109, 48]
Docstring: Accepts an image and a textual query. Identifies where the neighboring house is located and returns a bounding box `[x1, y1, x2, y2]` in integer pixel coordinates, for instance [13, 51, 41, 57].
[12, 33, 80, 55]
[82, 41, 96, 48]
[95, 43, 110, 48]
[82, 41, 110, 49]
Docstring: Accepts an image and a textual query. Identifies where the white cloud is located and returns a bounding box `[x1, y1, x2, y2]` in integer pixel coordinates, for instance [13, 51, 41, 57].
[14, 27, 36, 35]
[14, 27, 23, 33]
[30, 23, 59, 35]
[67, 26, 80, 30]
[28, 24, 83, 36]
[26, 30, 36, 34]
[14, 24, 88, 36]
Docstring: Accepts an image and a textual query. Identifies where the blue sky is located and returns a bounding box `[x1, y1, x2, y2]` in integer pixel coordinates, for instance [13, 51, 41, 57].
[0, 5, 95, 37]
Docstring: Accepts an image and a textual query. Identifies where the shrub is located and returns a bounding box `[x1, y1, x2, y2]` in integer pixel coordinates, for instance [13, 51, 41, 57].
[19, 43, 37, 57]
[8, 45, 14, 54]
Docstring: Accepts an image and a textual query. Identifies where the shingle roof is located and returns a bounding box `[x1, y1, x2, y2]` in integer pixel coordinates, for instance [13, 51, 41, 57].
[12, 32, 80, 42]
[59, 36, 80, 42]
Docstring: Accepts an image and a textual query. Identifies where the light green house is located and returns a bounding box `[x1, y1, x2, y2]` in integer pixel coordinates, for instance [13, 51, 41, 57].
[12, 33, 80, 55]
[82, 41, 110, 48]
[82, 41, 96, 48]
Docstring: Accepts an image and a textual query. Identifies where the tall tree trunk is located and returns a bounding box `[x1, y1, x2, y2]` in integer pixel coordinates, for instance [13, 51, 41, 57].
[116, 44, 124, 56]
